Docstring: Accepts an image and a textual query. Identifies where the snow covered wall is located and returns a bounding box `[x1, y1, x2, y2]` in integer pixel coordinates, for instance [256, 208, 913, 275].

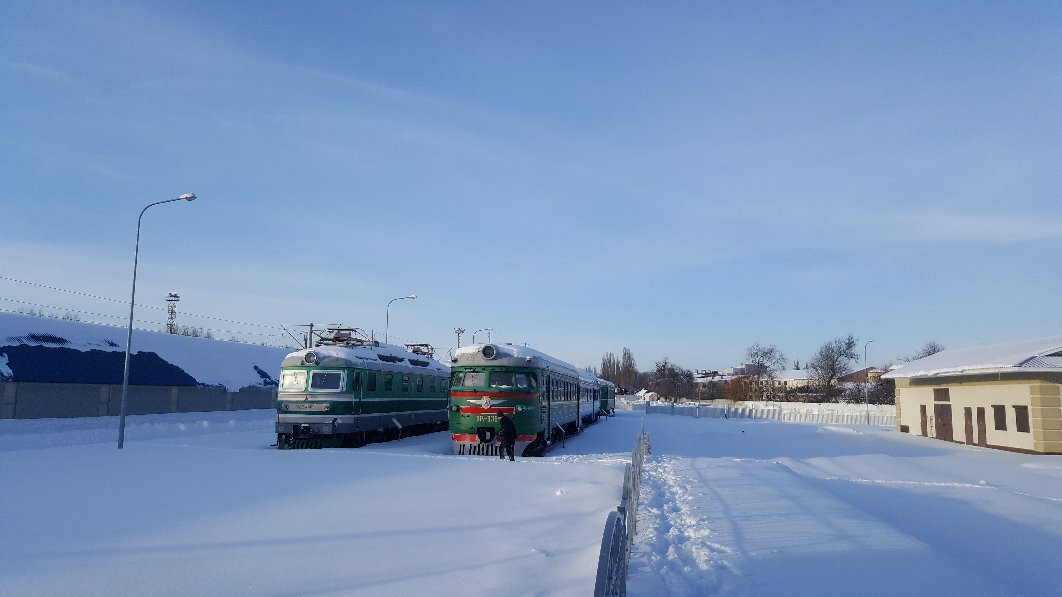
[0, 311, 290, 390]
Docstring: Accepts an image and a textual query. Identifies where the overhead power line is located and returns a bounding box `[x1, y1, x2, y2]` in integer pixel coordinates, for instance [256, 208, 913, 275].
[0, 274, 282, 330]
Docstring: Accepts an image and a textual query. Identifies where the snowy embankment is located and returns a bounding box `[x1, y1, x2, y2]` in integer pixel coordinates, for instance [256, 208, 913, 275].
[0, 311, 289, 389]
[0, 410, 635, 597]
[4, 410, 1061, 596]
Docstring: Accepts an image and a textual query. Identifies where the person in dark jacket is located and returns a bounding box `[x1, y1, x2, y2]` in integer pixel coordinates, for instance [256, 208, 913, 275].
[498, 414, 516, 461]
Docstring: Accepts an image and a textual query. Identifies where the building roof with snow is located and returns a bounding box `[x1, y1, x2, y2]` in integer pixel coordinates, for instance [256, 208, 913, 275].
[883, 335, 1062, 380]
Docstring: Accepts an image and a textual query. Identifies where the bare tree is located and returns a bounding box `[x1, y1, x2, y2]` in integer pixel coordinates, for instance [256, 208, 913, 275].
[650, 358, 695, 402]
[904, 341, 946, 362]
[744, 343, 787, 400]
[808, 334, 858, 401]
[619, 347, 639, 393]
[599, 352, 620, 384]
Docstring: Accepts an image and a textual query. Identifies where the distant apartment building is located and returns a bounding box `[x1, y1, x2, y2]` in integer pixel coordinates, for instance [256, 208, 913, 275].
[884, 336, 1062, 454]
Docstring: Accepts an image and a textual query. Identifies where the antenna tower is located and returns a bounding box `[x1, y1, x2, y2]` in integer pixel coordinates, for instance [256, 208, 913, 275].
[166, 292, 180, 334]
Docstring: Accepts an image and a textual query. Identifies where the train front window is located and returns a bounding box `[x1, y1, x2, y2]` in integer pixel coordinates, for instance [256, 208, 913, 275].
[280, 370, 306, 392]
[457, 371, 486, 388]
[489, 371, 515, 388]
[309, 370, 344, 391]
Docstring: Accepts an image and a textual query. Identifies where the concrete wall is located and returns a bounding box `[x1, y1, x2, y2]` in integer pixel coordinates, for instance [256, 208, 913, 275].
[0, 381, 276, 419]
[894, 374, 1062, 454]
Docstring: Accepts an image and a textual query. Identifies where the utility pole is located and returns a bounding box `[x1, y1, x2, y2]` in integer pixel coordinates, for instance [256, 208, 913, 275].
[454, 327, 465, 348]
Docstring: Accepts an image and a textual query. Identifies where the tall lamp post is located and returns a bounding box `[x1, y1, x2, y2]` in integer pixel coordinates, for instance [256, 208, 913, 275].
[118, 193, 197, 449]
[864, 339, 874, 425]
[385, 294, 416, 343]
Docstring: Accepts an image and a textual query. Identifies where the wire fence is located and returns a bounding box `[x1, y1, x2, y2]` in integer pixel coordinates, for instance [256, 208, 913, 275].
[594, 423, 650, 597]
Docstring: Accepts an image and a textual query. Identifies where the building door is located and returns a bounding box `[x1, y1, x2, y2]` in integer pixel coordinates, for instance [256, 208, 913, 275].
[976, 407, 987, 446]
[920, 405, 928, 436]
[934, 403, 954, 441]
[964, 407, 974, 444]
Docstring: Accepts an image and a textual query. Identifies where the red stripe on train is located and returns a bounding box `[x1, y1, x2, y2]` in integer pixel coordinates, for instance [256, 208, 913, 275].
[459, 407, 516, 415]
[450, 392, 537, 399]
[451, 433, 537, 442]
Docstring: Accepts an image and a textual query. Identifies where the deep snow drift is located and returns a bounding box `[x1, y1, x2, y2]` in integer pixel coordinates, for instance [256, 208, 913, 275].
[2, 410, 1060, 596]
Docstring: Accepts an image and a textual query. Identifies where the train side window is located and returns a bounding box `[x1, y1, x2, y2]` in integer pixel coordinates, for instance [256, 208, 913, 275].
[429, 377, 436, 393]
[514, 373, 530, 389]
[384, 373, 394, 392]
[416, 375, 424, 392]
[353, 371, 361, 390]
[526, 373, 538, 389]
[367, 373, 377, 392]
[402, 375, 411, 393]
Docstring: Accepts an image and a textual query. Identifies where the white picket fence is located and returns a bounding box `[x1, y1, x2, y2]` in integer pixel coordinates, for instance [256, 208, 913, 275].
[627, 400, 896, 427]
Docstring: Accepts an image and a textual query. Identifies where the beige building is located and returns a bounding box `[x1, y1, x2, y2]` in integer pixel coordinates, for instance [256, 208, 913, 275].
[884, 336, 1062, 454]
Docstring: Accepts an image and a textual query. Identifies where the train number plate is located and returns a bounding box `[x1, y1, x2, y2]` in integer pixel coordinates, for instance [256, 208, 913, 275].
[286, 403, 329, 412]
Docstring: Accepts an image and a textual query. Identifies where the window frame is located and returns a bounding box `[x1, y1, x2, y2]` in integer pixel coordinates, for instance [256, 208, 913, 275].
[992, 404, 1007, 431]
[1014, 405, 1031, 433]
[308, 370, 345, 393]
[279, 370, 307, 393]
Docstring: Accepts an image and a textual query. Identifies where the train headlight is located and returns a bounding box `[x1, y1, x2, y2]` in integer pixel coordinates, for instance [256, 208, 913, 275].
[304, 351, 319, 365]
[481, 344, 496, 359]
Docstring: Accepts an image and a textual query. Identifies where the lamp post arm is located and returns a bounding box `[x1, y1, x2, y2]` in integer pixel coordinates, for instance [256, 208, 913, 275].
[118, 195, 193, 449]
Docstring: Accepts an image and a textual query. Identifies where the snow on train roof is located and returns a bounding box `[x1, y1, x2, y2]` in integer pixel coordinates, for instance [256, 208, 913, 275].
[454, 343, 605, 384]
[883, 335, 1062, 379]
[283, 343, 449, 374]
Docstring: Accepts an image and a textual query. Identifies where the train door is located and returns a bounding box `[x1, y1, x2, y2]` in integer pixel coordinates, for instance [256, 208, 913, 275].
[354, 370, 363, 415]
[544, 374, 552, 441]
[576, 384, 582, 429]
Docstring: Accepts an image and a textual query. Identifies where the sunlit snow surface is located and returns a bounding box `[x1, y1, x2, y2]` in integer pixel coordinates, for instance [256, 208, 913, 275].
[2, 410, 1061, 596]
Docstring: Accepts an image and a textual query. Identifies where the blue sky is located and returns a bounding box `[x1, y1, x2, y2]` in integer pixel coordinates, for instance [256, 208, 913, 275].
[2, 1, 1060, 372]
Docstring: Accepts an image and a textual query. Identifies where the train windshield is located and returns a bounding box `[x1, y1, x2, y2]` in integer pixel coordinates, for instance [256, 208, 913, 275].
[488, 371, 537, 390]
[454, 371, 486, 388]
[280, 370, 306, 392]
[309, 370, 344, 391]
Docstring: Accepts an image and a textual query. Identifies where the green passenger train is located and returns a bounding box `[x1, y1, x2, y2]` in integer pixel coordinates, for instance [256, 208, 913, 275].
[276, 327, 449, 449]
[448, 343, 614, 457]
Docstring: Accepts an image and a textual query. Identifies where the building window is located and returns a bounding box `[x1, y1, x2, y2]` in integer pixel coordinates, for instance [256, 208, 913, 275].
[933, 388, 950, 402]
[992, 405, 1007, 431]
[1014, 405, 1030, 433]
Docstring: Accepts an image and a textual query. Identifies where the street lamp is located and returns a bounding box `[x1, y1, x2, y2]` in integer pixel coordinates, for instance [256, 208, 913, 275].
[385, 294, 416, 343]
[118, 193, 197, 449]
[473, 327, 493, 344]
[864, 339, 874, 425]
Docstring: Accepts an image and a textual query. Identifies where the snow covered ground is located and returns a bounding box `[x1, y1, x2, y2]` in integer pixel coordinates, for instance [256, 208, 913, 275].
[629, 414, 1062, 596]
[2, 410, 1061, 596]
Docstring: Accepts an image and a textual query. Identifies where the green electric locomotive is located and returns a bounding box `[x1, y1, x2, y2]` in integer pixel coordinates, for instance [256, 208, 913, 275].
[448, 343, 606, 457]
[276, 327, 449, 449]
